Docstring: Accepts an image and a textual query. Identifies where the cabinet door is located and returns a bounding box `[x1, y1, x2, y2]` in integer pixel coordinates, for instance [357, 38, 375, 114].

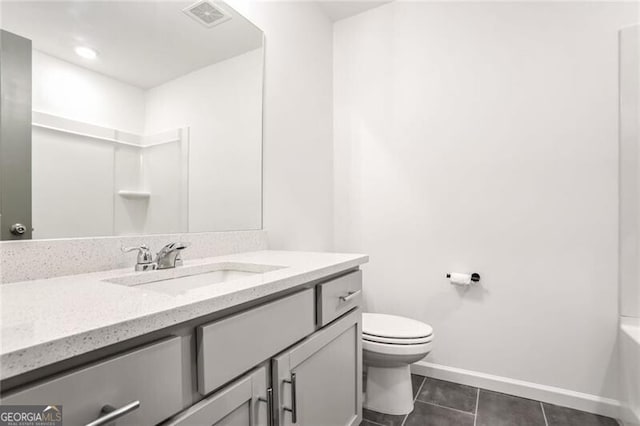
[272, 309, 362, 426]
[164, 367, 269, 426]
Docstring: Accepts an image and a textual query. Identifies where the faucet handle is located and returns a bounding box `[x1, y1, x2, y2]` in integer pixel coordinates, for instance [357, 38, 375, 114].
[122, 244, 154, 264]
[174, 242, 190, 266]
[155, 242, 190, 269]
[157, 242, 190, 254]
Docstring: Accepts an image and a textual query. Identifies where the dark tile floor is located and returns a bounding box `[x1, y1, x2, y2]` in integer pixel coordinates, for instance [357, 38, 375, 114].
[362, 375, 620, 426]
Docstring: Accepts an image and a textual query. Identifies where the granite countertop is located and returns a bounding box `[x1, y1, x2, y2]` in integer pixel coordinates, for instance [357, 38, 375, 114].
[0, 250, 368, 380]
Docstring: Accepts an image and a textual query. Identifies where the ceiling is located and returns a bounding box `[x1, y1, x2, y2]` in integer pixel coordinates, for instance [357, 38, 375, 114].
[315, 1, 392, 22]
[0, 1, 264, 89]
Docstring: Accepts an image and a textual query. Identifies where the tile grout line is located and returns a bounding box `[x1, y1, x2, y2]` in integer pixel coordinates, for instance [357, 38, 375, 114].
[540, 402, 549, 426]
[420, 400, 477, 417]
[400, 376, 426, 426]
[362, 418, 386, 426]
[473, 388, 480, 426]
[411, 377, 477, 418]
[414, 376, 427, 402]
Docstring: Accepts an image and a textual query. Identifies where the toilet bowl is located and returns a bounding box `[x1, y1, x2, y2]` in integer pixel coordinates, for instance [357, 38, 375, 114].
[363, 313, 433, 415]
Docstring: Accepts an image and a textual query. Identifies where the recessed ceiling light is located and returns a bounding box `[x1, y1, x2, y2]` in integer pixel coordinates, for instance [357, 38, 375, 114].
[74, 46, 98, 60]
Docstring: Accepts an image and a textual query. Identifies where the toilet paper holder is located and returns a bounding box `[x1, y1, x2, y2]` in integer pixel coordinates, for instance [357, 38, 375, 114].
[446, 273, 481, 282]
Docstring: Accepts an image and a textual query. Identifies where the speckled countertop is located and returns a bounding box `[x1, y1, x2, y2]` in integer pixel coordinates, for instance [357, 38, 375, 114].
[0, 250, 368, 380]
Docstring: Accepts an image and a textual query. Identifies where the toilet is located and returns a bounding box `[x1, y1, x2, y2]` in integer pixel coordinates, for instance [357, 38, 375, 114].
[363, 313, 434, 415]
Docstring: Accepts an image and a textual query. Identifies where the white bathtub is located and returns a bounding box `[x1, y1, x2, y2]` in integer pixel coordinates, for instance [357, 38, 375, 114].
[620, 317, 640, 426]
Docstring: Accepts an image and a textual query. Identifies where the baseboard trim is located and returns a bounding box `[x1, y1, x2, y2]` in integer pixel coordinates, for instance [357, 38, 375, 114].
[411, 361, 622, 420]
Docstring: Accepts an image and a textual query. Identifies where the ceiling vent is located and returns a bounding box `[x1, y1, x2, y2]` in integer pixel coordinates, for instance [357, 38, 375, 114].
[183, 0, 232, 28]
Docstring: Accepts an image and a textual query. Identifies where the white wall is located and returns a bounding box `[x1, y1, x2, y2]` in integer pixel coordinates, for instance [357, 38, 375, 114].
[229, 1, 335, 251]
[140, 140, 187, 235]
[619, 24, 640, 426]
[620, 24, 640, 320]
[144, 49, 263, 233]
[114, 145, 145, 236]
[334, 1, 638, 400]
[32, 127, 115, 238]
[32, 51, 146, 134]
[32, 51, 147, 238]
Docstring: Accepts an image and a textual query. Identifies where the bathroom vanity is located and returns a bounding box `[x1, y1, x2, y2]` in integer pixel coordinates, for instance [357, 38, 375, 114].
[0, 250, 367, 425]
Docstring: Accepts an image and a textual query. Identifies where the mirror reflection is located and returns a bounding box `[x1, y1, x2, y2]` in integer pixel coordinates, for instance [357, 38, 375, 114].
[0, 1, 264, 240]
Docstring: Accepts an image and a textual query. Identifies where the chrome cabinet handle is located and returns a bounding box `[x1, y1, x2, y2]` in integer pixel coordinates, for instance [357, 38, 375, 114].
[85, 400, 140, 426]
[283, 373, 298, 423]
[339, 290, 361, 303]
[258, 387, 273, 426]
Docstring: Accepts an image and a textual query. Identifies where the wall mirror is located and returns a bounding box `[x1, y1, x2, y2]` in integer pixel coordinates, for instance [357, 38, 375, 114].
[0, 0, 264, 240]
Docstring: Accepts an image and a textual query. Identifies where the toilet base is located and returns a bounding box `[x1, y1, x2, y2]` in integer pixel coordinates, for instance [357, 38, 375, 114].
[364, 364, 414, 415]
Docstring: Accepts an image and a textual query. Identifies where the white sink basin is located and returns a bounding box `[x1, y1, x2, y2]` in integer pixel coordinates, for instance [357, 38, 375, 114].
[104, 262, 284, 296]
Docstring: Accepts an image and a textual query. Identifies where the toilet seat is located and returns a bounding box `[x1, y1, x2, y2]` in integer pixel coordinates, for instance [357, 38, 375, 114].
[362, 313, 434, 355]
[363, 313, 433, 340]
[363, 333, 433, 345]
[363, 338, 433, 356]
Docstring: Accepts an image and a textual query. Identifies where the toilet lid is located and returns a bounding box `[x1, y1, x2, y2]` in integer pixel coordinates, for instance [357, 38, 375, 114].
[363, 313, 433, 340]
[363, 333, 433, 345]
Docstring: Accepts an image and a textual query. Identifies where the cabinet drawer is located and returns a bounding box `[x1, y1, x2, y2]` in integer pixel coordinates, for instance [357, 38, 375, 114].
[1, 337, 183, 425]
[316, 271, 362, 326]
[197, 288, 315, 395]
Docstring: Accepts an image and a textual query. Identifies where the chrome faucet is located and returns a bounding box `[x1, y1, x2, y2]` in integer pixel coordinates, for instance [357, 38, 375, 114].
[155, 242, 190, 270]
[122, 244, 155, 272]
[122, 242, 189, 271]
